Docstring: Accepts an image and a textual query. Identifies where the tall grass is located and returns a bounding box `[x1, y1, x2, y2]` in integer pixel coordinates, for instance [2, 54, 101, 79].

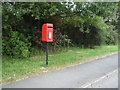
[2, 45, 118, 83]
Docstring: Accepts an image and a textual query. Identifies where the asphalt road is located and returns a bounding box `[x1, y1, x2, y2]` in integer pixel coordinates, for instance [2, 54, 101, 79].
[81, 69, 118, 88]
[2, 53, 118, 88]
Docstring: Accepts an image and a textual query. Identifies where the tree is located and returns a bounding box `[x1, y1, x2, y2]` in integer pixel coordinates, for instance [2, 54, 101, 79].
[2, 2, 69, 57]
[2, 2, 119, 57]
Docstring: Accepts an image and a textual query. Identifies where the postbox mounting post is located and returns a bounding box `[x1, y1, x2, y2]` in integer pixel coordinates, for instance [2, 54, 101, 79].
[46, 42, 48, 65]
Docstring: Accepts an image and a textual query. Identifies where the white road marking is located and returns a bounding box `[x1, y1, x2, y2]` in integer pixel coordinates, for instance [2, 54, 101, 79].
[80, 69, 118, 88]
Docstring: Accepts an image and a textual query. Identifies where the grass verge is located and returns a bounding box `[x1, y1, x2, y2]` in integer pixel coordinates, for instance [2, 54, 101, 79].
[2, 45, 118, 84]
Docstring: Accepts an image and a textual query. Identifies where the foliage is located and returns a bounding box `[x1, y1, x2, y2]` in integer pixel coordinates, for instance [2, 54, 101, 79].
[61, 16, 108, 47]
[105, 25, 118, 45]
[2, 31, 31, 58]
[74, 2, 118, 20]
[117, 2, 120, 43]
[53, 30, 73, 47]
[2, 2, 68, 47]
[2, 2, 119, 58]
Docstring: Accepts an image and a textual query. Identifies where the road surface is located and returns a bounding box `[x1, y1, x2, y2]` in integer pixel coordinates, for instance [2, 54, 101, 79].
[2, 53, 118, 88]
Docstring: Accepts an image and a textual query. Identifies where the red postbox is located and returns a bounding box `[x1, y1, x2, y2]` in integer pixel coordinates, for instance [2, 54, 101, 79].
[42, 23, 53, 42]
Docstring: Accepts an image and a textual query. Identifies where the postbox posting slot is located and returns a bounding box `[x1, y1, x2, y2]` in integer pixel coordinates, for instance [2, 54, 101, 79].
[48, 26, 53, 28]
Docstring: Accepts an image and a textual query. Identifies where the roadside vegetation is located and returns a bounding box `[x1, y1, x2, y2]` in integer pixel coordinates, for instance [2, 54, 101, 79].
[2, 45, 118, 83]
[2, 2, 119, 83]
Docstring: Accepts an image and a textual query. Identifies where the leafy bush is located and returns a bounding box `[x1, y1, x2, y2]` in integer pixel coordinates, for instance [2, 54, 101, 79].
[2, 31, 31, 58]
[105, 25, 118, 45]
[61, 16, 108, 47]
[53, 30, 73, 47]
